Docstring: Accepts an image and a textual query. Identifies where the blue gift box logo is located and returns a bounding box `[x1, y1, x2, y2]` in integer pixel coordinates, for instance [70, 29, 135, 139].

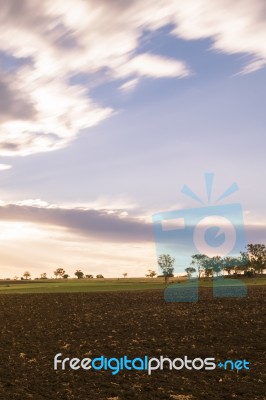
[152, 173, 247, 302]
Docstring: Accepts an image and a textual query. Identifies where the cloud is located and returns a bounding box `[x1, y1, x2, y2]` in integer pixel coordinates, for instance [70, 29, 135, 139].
[119, 78, 139, 93]
[246, 224, 266, 244]
[0, 67, 113, 156]
[0, 74, 36, 123]
[238, 59, 266, 75]
[0, 0, 265, 157]
[0, 200, 265, 246]
[0, 198, 265, 278]
[116, 53, 190, 80]
[0, 202, 153, 242]
[14, 199, 51, 207]
[117, 52, 190, 91]
[169, 0, 266, 71]
[0, 163, 12, 171]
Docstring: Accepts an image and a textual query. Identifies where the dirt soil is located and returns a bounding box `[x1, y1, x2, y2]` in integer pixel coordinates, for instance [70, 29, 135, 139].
[0, 287, 265, 400]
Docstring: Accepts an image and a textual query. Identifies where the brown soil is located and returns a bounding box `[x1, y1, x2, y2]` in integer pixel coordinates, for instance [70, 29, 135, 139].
[0, 287, 265, 400]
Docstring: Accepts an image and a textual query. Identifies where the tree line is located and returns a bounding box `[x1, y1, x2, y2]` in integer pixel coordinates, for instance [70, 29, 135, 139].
[158, 243, 266, 282]
[16, 269, 105, 280]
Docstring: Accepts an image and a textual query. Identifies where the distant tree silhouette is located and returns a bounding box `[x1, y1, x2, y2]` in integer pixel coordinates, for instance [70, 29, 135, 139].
[54, 268, 65, 278]
[145, 269, 157, 278]
[23, 271, 31, 280]
[75, 270, 84, 279]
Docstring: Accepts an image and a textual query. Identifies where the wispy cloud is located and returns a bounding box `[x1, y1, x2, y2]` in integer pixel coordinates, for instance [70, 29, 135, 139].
[115, 53, 190, 80]
[0, 0, 265, 158]
[119, 78, 139, 93]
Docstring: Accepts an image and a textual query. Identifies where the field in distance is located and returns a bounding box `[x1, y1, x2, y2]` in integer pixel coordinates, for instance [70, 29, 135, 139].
[0, 276, 265, 294]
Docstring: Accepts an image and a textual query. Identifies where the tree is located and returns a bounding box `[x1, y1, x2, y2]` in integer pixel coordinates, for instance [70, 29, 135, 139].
[74, 270, 84, 279]
[23, 271, 31, 280]
[222, 256, 237, 275]
[122, 273, 128, 278]
[204, 266, 213, 278]
[85, 274, 94, 279]
[13, 276, 19, 281]
[158, 254, 175, 284]
[185, 267, 196, 279]
[200, 256, 213, 278]
[40, 273, 47, 279]
[96, 274, 104, 278]
[54, 268, 65, 279]
[145, 269, 157, 278]
[210, 256, 223, 277]
[191, 254, 208, 279]
[63, 274, 69, 279]
[233, 252, 249, 274]
[246, 244, 266, 275]
[200, 256, 222, 277]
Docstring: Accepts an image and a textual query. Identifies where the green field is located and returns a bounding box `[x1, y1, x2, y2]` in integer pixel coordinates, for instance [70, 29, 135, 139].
[0, 277, 265, 294]
[0, 278, 166, 294]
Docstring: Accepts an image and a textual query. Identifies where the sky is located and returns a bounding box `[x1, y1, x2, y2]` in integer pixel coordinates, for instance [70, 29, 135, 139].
[0, 0, 265, 278]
